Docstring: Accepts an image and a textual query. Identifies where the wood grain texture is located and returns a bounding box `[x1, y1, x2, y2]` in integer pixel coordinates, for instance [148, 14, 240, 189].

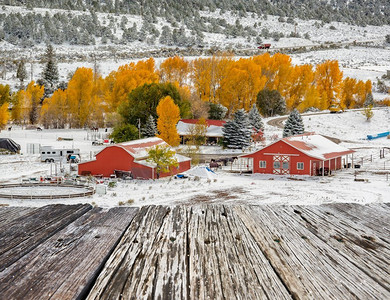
[0, 203, 389, 300]
[87, 205, 188, 300]
[234, 205, 390, 300]
[0, 204, 92, 271]
[0, 207, 138, 300]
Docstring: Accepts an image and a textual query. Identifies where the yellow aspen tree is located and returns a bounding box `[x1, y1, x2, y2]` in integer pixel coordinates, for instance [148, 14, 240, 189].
[298, 85, 321, 112]
[160, 56, 189, 86]
[191, 57, 213, 102]
[103, 58, 159, 111]
[314, 60, 343, 109]
[67, 67, 94, 128]
[285, 65, 314, 111]
[355, 80, 367, 108]
[0, 102, 9, 129]
[340, 77, 357, 109]
[156, 96, 181, 147]
[40, 89, 68, 128]
[10, 90, 24, 124]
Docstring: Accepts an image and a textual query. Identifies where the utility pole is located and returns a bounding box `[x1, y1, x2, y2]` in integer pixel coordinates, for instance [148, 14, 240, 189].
[138, 118, 141, 139]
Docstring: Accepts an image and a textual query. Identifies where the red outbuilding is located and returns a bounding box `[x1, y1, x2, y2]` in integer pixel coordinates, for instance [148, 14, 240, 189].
[240, 133, 355, 176]
[78, 137, 191, 179]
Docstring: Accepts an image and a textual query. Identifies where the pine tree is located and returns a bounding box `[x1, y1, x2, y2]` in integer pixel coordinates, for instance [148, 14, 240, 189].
[248, 104, 264, 132]
[16, 60, 27, 89]
[283, 109, 305, 138]
[142, 115, 157, 137]
[363, 92, 374, 107]
[43, 44, 59, 89]
[222, 109, 252, 149]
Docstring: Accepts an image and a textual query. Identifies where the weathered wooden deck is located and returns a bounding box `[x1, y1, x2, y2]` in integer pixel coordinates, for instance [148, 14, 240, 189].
[0, 203, 389, 299]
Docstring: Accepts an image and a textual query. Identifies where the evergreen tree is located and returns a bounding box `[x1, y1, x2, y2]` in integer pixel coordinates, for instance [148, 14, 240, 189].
[283, 109, 304, 138]
[222, 109, 252, 149]
[142, 115, 157, 137]
[208, 102, 227, 120]
[42, 44, 59, 89]
[16, 59, 27, 89]
[248, 104, 264, 132]
[363, 92, 374, 107]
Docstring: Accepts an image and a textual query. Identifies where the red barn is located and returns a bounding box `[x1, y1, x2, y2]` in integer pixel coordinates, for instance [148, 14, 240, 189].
[78, 137, 191, 179]
[240, 133, 355, 176]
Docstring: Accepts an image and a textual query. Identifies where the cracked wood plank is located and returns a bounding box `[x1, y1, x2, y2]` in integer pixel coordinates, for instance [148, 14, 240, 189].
[234, 205, 390, 300]
[0, 207, 138, 300]
[87, 205, 187, 300]
[0, 206, 36, 227]
[188, 205, 292, 300]
[291, 204, 390, 290]
[0, 204, 92, 271]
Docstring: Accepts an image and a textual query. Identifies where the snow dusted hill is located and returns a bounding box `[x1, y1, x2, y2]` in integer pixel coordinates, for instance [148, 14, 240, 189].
[0, 2, 389, 96]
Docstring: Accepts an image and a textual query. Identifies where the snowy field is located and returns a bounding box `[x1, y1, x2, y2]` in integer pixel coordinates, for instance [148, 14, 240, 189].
[0, 109, 389, 208]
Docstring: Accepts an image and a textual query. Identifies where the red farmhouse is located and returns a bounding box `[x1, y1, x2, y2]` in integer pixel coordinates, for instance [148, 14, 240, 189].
[78, 137, 191, 179]
[240, 133, 355, 176]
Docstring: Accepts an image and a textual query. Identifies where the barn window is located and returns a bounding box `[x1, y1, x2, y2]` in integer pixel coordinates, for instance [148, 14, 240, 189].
[297, 162, 304, 170]
[259, 161, 266, 168]
[282, 162, 289, 169]
[273, 161, 280, 169]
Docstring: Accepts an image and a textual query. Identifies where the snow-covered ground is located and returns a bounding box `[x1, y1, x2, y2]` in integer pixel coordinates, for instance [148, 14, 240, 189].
[0, 109, 389, 207]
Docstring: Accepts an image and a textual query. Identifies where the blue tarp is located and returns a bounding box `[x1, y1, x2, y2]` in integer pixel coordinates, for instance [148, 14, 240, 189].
[367, 132, 390, 140]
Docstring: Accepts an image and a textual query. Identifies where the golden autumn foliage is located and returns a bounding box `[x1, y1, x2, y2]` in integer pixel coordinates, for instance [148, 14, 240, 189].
[103, 58, 158, 111]
[40, 89, 68, 128]
[160, 56, 189, 86]
[314, 60, 343, 109]
[10, 53, 376, 129]
[0, 103, 9, 129]
[156, 96, 181, 147]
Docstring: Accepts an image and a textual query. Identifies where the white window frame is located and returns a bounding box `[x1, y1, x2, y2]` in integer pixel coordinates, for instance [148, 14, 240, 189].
[259, 161, 266, 168]
[297, 162, 304, 170]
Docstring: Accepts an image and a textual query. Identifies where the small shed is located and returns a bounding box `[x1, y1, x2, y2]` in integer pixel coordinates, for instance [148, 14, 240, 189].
[78, 137, 191, 179]
[240, 133, 355, 176]
[176, 119, 226, 145]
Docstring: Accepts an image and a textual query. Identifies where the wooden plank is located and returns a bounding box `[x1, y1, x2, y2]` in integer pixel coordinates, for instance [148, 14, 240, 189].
[322, 203, 390, 241]
[0, 207, 138, 300]
[0, 207, 36, 227]
[187, 205, 292, 300]
[234, 205, 390, 299]
[291, 204, 390, 290]
[87, 205, 188, 300]
[0, 204, 92, 271]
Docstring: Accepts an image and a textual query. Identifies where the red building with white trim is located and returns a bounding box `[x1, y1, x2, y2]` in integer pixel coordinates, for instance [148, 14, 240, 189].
[78, 137, 191, 179]
[240, 133, 355, 176]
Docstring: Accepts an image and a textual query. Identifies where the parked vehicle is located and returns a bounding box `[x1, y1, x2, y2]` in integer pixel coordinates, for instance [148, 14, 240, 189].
[40, 146, 80, 163]
[258, 43, 271, 49]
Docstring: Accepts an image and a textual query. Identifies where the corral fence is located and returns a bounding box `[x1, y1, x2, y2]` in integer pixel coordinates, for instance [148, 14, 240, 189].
[0, 183, 95, 199]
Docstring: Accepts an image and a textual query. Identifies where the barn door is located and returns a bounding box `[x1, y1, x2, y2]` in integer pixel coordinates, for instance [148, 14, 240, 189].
[273, 155, 290, 175]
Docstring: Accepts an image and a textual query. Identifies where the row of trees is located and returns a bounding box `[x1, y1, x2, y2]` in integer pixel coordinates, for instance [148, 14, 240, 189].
[0, 53, 375, 135]
[5, 0, 389, 27]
